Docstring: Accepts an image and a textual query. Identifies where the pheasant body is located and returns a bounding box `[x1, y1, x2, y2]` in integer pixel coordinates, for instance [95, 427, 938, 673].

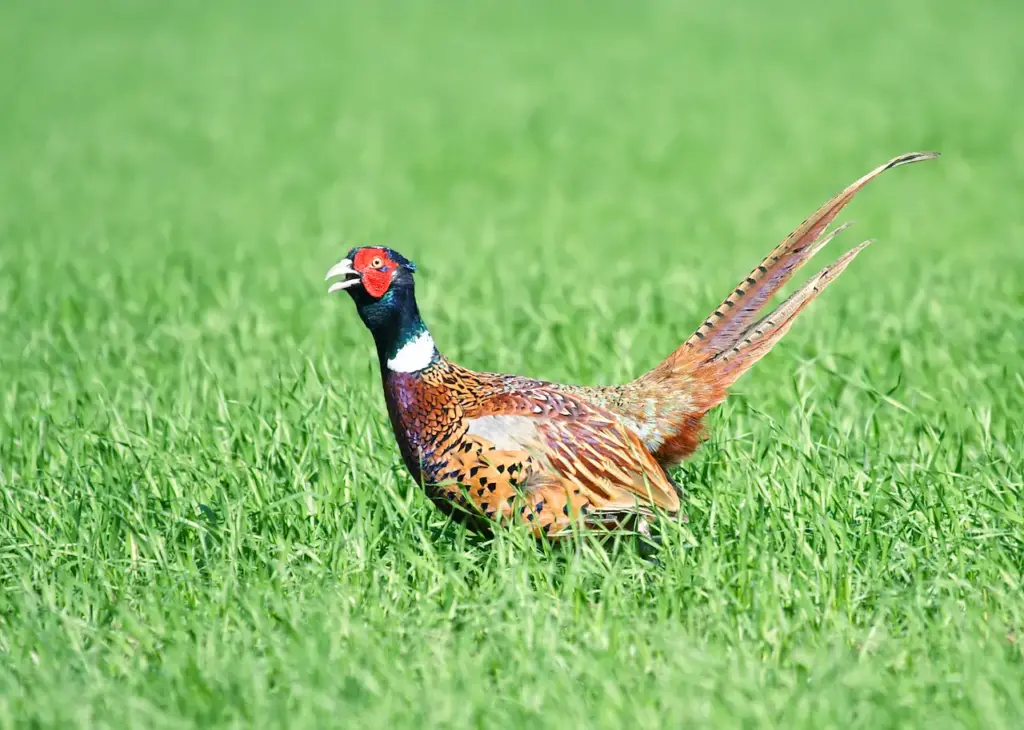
[379, 355, 680, 535]
[326, 153, 937, 539]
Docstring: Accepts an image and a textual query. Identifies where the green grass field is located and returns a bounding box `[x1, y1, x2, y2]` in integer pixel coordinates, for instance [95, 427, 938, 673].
[1, 1, 1022, 727]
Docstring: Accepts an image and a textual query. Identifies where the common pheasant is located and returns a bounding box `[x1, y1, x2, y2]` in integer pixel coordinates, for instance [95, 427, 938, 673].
[326, 152, 936, 539]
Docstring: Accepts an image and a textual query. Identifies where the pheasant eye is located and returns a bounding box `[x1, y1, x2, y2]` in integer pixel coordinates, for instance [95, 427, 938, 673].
[370, 256, 384, 268]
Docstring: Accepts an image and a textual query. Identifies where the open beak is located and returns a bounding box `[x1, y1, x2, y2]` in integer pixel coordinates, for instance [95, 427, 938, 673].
[325, 258, 361, 293]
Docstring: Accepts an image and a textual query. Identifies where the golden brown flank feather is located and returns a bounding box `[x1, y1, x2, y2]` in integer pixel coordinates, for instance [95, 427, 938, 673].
[424, 379, 680, 538]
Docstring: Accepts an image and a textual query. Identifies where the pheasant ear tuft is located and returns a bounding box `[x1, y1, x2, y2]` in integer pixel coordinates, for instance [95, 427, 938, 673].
[385, 248, 417, 272]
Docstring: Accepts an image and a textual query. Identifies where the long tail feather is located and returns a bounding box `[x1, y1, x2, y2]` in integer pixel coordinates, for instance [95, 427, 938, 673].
[681, 151, 937, 360]
[593, 151, 937, 469]
[711, 238, 874, 387]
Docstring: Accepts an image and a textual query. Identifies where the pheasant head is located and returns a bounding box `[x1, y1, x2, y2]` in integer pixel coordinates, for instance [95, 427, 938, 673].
[325, 247, 437, 373]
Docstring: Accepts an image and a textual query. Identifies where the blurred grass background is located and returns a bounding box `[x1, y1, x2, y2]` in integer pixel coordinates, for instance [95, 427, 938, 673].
[1, 0, 1022, 728]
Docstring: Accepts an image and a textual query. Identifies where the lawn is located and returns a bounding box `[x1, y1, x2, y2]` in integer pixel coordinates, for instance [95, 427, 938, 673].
[1, 0, 1022, 727]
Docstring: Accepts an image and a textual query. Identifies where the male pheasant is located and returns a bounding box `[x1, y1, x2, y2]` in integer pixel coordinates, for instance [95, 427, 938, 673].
[326, 152, 936, 539]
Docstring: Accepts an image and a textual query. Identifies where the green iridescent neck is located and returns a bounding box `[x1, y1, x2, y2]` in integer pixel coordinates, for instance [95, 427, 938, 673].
[353, 282, 437, 371]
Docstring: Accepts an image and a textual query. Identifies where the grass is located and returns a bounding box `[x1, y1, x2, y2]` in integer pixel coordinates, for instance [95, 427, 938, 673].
[1, 0, 1022, 727]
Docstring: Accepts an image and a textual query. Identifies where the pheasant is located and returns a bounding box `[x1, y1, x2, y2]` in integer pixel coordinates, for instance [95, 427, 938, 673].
[326, 152, 936, 539]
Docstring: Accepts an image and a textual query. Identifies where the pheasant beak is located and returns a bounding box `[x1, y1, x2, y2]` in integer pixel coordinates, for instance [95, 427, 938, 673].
[325, 258, 360, 293]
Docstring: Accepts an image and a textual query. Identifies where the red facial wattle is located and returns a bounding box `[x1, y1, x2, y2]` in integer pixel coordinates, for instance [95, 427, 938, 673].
[353, 247, 396, 298]
[362, 268, 392, 298]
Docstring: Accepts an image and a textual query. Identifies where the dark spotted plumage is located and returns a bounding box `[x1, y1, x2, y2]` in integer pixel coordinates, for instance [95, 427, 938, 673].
[326, 153, 937, 540]
[377, 359, 680, 536]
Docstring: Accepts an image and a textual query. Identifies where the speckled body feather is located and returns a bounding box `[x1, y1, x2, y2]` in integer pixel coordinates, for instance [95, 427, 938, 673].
[381, 360, 681, 536]
[327, 153, 937, 539]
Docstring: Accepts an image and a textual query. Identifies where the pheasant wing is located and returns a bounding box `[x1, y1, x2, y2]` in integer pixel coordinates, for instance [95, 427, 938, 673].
[443, 388, 680, 534]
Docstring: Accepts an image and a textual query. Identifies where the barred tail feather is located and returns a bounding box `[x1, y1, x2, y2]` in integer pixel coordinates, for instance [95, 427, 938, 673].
[679, 151, 938, 362]
[711, 238, 874, 387]
[603, 152, 936, 469]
